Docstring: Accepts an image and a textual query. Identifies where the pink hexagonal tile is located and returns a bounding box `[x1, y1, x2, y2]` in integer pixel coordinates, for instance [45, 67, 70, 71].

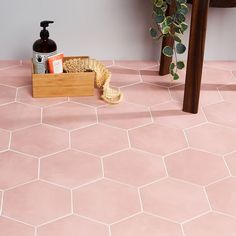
[17, 86, 67, 107]
[37, 215, 109, 236]
[108, 66, 141, 87]
[205, 61, 236, 70]
[0, 130, 10, 151]
[2, 181, 71, 225]
[165, 149, 229, 185]
[140, 178, 210, 222]
[140, 66, 185, 88]
[122, 83, 171, 106]
[183, 212, 236, 236]
[204, 102, 236, 128]
[0, 60, 20, 69]
[0, 85, 16, 105]
[206, 177, 236, 217]
[186, 123, 236, 155]
[71, 124, 128, 156]
[129, 124, 187, 156]
[11, 124, 69, 157]
[0, 151, 38, 189]
[70, 89, 106, 107]
[170, 84, 223, 107]
[101, 60, 113, 67]
[40, 150, 102, 188]
[43, 102, 96, 130]
[103, 149, 166, 186]
[114, 61, 158, 70]
[111, 213, 183, 236]
[0, 216, 34, 236]
[225, 153, 236, 176]
[73, 179, 140, 223]
[97, 102, 152, 129]
[0, 65, 31, 87]
[0, 102, 41, 131]
[151, 101, 206, 129]
[219, 83, 236, 103]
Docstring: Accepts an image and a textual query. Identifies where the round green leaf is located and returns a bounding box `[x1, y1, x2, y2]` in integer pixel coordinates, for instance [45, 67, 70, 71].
[173, 73, 180, 80]
[150, 28, 158, 38]
[176, 61, 185, 69]
[155, 15, 165, 24]
[169, 62, 175, 70]
[173, 34, 182, 43]
[176, 43, 186, 54]
[180, 22, 188, 32]
[163, 46, 173, 57]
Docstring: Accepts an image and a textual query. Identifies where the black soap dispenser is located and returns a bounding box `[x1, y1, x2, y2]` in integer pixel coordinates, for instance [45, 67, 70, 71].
[33, 21, 57, 74]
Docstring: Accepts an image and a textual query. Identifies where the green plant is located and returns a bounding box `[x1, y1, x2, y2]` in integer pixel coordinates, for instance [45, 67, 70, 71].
[150, 0, 189, 80]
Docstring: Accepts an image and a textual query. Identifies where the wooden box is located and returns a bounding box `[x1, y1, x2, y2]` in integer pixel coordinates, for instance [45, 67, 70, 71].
[32, 56, 95, 98]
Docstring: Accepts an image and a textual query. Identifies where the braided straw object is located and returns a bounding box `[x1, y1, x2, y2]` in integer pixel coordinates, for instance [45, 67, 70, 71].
[63, 58, 123, 104]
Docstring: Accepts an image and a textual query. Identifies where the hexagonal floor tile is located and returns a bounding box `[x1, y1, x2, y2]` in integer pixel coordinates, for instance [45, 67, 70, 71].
[218, 83, 236, 103]
[11, 124, 69, 157]
[97, 102, 152, 129]
[17, 86, 67, 107]
[165, 149, 229, 186]
[129, 124, 187, 156]
[40, 150, 102, 188]
[140, 178, 209, 223]
[206, 177, 236, 217]
[151, 101, 206, 129]
[0, 103, 41, 130]
[0, 216, 34, 236]
[205, 61, 236, 70]
[37, 215, 109, 236]
[0, 130, 10, 151]
[111, 213, 183, 236]
[204, 102, 236, 128]
[0, 60, 20, 69]
[225, 153, 236, 176]
[101, 60, 113, 67]
[108, 66, 141, 87]
[43, 102, 96, 130]
[170, 84, 223, 107]
[0, 151, 38, 189]
[71, 124, 128, 156]
[103, 149, 166, 186]
[73, 179, 140, 223]
[0, 85, 16, 105]
[114, 61, 158, 70]
[0, 65, 31, 87]
[183, 212, 236, 236]
[186, 123, 236, 155]
[2, 181, 71, 225]
[70, 89, 106, 107]
[122, 83, 171, 107]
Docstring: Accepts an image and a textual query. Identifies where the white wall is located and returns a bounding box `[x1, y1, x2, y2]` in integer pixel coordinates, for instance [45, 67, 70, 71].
[1, 0, 236, 60]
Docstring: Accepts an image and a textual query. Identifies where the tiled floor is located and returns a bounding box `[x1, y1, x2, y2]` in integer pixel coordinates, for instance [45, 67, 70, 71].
[0, 60, 236, 236]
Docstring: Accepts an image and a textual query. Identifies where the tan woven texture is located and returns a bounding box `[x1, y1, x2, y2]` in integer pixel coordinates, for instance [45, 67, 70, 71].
[63, 58, 123, 104]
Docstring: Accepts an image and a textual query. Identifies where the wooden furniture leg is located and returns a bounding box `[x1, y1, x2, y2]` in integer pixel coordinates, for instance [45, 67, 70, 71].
[159, 4, 175, 75]
[183, 0, 210, 113]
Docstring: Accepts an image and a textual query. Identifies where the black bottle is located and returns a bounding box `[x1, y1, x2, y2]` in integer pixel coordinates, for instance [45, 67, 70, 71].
[33, 21, 57, 74]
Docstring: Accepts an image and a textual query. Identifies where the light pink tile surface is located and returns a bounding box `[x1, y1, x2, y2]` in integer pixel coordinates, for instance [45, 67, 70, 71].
[98, 102, 152, 129]
[225, 153, 236, 176]
[73, 179, 141, 223]
[219, 83, 236, 103]
[3, 181, 71, 225]
[0, 85, 16, 105]
[0, 129, 10, 151]
[129, 124, 187, 155]
[0, 102, 41, 130]
[0, 216, 34, 236]
[206, 177, 236, 217]
[165, 149, 229, 185]
[71, 124, 128, 156]
[141, 178, 210, 222]
[184, 212, 236, 236]
[0, 60, 20, 69]
[205, 61, 236, 70]
[111, 213, 183, 236]
[43, 102, 96, 130]
[114, 61, 157, 70]
[11, 125, 69, 157]
[40, 150, 102, 188]
[122, 83, 171, 106]
[0, 151, 38, 189]
[186, 123, 236, 155]
[37, 215, 109, 236]
[104, 149, 166, 186]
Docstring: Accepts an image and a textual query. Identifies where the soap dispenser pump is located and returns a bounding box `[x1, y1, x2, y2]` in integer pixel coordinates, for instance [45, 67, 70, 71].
[33, 20, 57, 74]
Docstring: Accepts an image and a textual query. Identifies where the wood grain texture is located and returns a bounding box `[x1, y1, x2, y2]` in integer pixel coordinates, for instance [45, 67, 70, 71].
[187, 0, 236, 8]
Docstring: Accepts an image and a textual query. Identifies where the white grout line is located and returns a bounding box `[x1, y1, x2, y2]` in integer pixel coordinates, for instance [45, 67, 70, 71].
[0, 64, 21, 71]
[4, 179, 38, 191]
[71, 178, 103, 191]
[203, 187, 213, 211]
[168, 176, 204, 188]
[74, 213, 109, 226]
[109, 212, 142, 226]
[14, 88, 18, 102]
[37, 159, 40, 180]
[180, 224, 187, 236]
[103, 177, 136, 189]
[108, 225, 112, 236]
[39, 179, 71, 190]
[37, 148, 70, 160]
[181, 210, 211, 224]
[205, 176, 231, 187]
[212, 210, 236, 219]
[143, 211, 179, 224]
[183, 130, 190, 147]
[100, 158, 105, 178]
[1, 214, 35, 227]
[126, 130, 131, 148]
[101, 148, 130, 159]
[7, 149, 38, 159]
[222, 156, 233, 177]
[40, 107, 43, 124]
[68, 131, 72, 149]
[137, 188, 144, 212]
[70, 189, 74, 214]
[37, 213, 72, 227]
[139, 176, 168, 189]
[0, 190, 3, 215]
[7, 131, 12, 150]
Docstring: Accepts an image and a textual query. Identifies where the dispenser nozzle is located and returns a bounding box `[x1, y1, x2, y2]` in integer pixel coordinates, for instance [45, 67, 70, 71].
[40, 21, 54, 29]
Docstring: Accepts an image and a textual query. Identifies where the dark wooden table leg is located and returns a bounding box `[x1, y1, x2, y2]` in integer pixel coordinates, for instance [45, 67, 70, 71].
[159, 4, 175, 76]
[183, 0, 210, 114]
